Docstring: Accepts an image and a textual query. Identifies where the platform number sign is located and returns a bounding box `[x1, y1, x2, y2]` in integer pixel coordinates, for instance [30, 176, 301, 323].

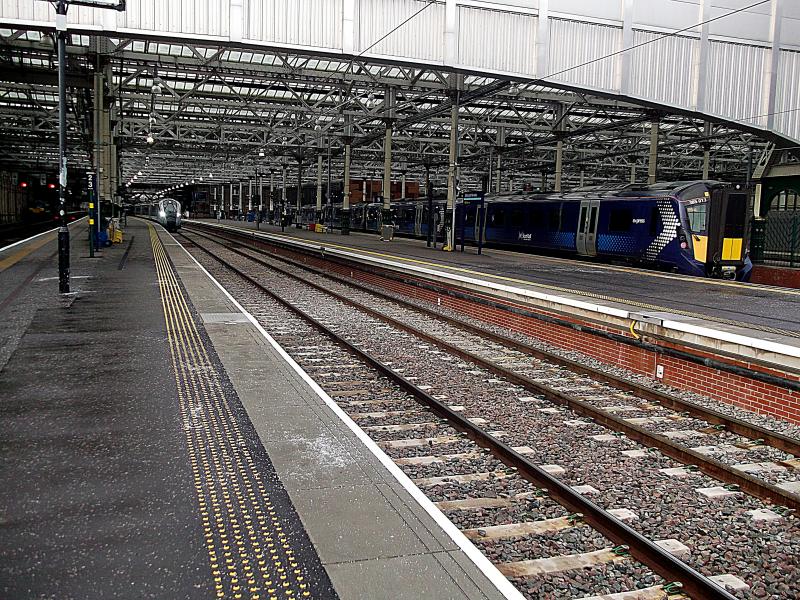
[87, 171, 95, 209]
[87, 171, 98, 255]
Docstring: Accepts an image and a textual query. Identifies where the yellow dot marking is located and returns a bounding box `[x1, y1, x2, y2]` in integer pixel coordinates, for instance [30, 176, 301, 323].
[148, 223, 316, 597]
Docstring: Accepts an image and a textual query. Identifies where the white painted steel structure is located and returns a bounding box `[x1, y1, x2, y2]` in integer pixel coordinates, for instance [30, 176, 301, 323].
[3, 0, 799, 142]
[0, 0, 800, 140]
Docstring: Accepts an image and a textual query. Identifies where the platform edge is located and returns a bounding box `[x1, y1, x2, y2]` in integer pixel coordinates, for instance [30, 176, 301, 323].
[165, 227, 528, 600]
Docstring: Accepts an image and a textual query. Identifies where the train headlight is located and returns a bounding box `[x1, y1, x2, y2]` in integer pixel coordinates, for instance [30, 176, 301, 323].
[159, 210, 166, 218]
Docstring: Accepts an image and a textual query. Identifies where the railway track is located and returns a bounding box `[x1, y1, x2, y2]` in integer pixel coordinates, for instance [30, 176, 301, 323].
[0, 221, 54, 247]
[187, 222, 800, 403]
[186, 226, 800, 501]
[178, 227, 799, 599]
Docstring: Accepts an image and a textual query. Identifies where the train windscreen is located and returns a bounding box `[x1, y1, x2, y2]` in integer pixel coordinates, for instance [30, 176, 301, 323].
[724, 193, 747, 237]
[685, 201, 708, 234]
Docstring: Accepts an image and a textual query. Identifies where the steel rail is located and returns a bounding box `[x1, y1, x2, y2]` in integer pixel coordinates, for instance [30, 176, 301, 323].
[180, 230, 737, 600]
[187, 222, 800, 456]
[187, 221, 800, 368]
[184, 225, 800, 512]
[270, 252, 800, 455]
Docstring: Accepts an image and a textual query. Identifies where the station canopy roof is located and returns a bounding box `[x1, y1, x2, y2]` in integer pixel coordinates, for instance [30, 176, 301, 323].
[0, 28, 785, 195]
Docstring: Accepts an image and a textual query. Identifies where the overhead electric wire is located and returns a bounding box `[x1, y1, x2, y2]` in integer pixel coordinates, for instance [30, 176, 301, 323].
[303, 0, 780, 157]
[357, 0, 436, 58]
[455, 0, 788, 167]
[540, 0, 771, 81]
[144, 0, 789, 189]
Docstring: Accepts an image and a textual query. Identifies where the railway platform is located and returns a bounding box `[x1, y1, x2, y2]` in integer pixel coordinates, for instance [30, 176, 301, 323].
[193, 219, 800, 336]
[189, 219, 800, 427]
[0, 219, 511, 600]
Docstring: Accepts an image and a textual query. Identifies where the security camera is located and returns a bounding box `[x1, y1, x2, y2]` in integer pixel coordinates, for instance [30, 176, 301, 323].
[151, 83, 163, 95]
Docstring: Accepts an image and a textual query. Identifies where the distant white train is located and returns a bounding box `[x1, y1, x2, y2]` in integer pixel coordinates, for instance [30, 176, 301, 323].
[134, 198, 182, 231]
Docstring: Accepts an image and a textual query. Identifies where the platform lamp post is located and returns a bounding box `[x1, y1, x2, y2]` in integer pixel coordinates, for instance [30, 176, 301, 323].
[44, 0, 126, 294]
[326, 136, 331, 213]
[425, 162, 434, 248]
[255, 168, 261, 230]
[341, 114, 353, 235]
[381, 87, 397, 241]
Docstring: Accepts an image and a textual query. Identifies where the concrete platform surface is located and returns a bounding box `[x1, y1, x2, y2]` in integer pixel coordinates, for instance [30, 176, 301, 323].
[1, 220, 222, 598]
[158, 224, 512, 600]
[0, 219, 513, 600]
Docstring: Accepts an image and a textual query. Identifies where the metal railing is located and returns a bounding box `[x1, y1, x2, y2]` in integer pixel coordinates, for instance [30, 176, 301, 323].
[751, 213, 800, 267]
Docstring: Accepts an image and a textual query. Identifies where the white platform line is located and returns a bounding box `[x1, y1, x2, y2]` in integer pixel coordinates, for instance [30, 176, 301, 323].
[196, 221, 800, 359]
[0, 217, 88, 254]
[2, 224, 58, 254]
[165, 227, 526, 600]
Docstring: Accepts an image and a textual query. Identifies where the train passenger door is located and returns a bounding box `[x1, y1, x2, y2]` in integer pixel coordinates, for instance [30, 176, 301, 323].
[576, 199, 600, 256]
[414, 205, 423, 236]
[474, 204, 485, 241]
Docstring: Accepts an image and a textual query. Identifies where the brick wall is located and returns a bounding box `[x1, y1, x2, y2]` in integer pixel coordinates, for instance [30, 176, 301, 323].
[253, 236, 800, 426]
[751, 265, 800, 289]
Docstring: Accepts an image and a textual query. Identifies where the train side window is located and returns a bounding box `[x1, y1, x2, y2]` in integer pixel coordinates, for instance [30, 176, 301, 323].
[491, 208, 505, 227]
[578, 206, 587, 231]
[510, 208, 524, 228]
[530, 208, 545, 229]
[588, 207, 598, 234]
[686, 203, 707, 233]
[608, 208, 632, 232]
[649, 206, 661, 236]
[548, 208, 561, 232]
[465, 208, 476, 226]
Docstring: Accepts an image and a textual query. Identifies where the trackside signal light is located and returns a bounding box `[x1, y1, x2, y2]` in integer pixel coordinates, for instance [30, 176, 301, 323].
[48, 183, 57, 189]
[20, 182, 28, 188]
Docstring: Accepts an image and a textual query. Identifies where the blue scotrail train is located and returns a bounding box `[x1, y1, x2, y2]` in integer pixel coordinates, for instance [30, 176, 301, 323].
[283, 181, 751, 281]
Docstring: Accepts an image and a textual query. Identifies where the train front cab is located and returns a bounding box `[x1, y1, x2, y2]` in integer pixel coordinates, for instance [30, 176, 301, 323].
[679, 185, 751, 281]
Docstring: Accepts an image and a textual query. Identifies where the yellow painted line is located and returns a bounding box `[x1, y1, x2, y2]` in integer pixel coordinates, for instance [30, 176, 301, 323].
[245, 226, 800, 298]
[0, 218, 88, 273]
[0, 232, 57, 272]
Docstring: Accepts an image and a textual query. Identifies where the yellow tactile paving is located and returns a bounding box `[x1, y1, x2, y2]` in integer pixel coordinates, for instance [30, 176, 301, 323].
[149, 224, 313, 600]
